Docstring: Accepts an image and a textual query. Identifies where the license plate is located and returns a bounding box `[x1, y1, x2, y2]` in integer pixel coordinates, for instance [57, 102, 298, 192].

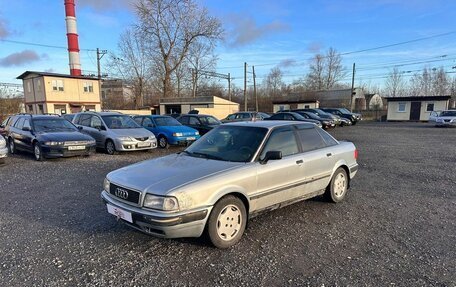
[106, 204, 133, 223]
[137, 142, 151, 148]
[186, 137, 196, 141]
[68, 145, 85, 150]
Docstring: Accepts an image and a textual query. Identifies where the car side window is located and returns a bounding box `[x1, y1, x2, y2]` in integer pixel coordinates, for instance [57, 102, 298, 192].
[179, 116, 189, 125]
[142, 117, 154, 127]
[284, 114, 294, 120]
[23, 119, 31, 130]
[297, 127, 327, 152]
[260, 128, 299, 158]
[273, 114, 285, 120]
[134, 117, 143, 125]
[317, 128, 338, 147]
[241, 113, 250, 119]
[14, 118, 25, 129]
[189, 117, 200, 125]
[90, 116, 102, 128]
[79, 114, 91, 127]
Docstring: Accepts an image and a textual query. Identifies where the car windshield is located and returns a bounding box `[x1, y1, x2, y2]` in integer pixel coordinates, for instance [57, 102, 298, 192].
[340, 108, 351, 113]
[200, 116, 221, 125]
[301, 112, 319, 120]
[33, 118, 78, 132]
[102, 115, 140, 129]
[440, 111, 456, 117]
[154, 116, 182, 126]
[184, 125, 268, 162]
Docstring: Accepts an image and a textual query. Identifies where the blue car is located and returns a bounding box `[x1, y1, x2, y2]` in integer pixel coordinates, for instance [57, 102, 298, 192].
[133, 115, 200, 148]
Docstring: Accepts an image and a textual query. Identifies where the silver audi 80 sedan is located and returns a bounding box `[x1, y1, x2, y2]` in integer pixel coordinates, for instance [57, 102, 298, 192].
[102, 121, 359, 248]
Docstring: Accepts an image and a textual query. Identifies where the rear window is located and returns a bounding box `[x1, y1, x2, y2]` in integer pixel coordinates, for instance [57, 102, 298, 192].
[296, 126, 327, 152]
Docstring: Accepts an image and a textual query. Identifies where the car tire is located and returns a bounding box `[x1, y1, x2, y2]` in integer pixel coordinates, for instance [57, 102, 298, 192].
[105, 140, 117, 155]
[206, 195, 247, 249]
[158, 136, 168, 149]
[324, 167, 348, 203]
[8, 138, 15, 154]
[33, 142, 44, 161]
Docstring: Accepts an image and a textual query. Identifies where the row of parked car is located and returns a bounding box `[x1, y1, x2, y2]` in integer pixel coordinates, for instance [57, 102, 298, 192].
[0, 107, 361, 162]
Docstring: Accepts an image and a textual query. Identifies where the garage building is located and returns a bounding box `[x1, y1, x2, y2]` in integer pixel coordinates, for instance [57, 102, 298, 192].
[385, 96, 451, 121]
[159, 96, 239, 119]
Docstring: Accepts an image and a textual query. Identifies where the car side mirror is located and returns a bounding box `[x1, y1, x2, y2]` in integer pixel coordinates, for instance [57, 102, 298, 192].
[77, 126, 83, 130]
[22, 126, 31, 132]
[99, 125, 107, 131]
[260, 151, 282, 165]
[147, 124, 155, 128]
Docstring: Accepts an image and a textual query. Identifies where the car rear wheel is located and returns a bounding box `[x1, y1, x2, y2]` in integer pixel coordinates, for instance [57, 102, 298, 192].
[206, 196, 247, 249]
[325, 167, 348, 203]
[8, 138, 15, 154]
[34, 143, 44, 161]
[158, 136, 168, 149]
[105, 140, 117, 155]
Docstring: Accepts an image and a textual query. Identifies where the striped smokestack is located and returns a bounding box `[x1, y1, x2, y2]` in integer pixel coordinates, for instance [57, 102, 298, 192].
[64, 0, 82, 76]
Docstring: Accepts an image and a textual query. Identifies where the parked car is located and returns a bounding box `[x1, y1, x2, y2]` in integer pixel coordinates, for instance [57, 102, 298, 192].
[73, 112, 157, 155]
[430, 110, 456, 127]
[133, 115, 200, 148]
[321, 108, 362, 125]
[164, 113, 181, 119]
[101, 121, 358, 248]
[0, 116, 13, 138]
[264, 112, 323, 128]
[6, 114, 96, 161]
[293, 111, 335, 129]
[221, 112, 270, 123]
[62, 114, 76, 122]
[176, 114, 221, 135]
[0, 135, 7, 164]
[296, 108, 342, 126]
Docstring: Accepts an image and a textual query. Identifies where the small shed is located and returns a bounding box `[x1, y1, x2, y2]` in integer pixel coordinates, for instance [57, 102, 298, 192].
[159, 96, 239, 119]
[385, 96, 451, 121]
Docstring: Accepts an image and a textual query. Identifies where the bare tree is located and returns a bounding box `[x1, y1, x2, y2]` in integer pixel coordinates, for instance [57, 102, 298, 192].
[305, 48, 345, 90]
[264, 67, 285, 97]
[108, 28, 150, 108]
[135, 0, 223, 99]
[385, 67, 406, 97]
[431, 67, 449, 96]
[187, 40, 218, 97]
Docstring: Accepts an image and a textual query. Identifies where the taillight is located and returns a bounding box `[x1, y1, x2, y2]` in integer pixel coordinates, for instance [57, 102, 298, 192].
[354, 149, 358, 160]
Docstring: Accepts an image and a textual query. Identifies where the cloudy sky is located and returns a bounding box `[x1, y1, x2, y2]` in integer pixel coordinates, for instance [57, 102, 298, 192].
[0, 0, 455, 89]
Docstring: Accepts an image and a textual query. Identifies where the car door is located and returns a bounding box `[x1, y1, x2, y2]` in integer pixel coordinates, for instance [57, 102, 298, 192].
[252, 126, 306, 211]
[10, 117, 26, 151]
[296, 125, 337, 192]
[141, 117, 158, 135]
[89, 115, 106, 146]
[21, 119, 35, 152]
[189, 116, 204, 134]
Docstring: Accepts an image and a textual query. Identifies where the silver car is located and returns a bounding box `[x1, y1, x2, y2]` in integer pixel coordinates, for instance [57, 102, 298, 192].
[0, 135, 7, 164]
[430, 110, 456, 127]
[73, 112, 157, 155]
[102, 121, 358, 248]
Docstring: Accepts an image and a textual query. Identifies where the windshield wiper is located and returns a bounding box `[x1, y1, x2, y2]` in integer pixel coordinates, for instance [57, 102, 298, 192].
[191, 152, 224, 161]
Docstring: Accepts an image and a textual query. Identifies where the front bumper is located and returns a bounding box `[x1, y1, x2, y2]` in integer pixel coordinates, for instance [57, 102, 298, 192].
[435, 121, 456, 127]
[0, 146, 7, 158]
[101, 191, 210, 238]
[168, 135, 200, 146]
[114, 139, 157, 151]
[41, 145, 96, 158]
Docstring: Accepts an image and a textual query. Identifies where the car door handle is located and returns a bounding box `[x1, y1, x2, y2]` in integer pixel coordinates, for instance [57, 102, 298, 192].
[326, 153, 333, 157]
[296, 160, 303, 165]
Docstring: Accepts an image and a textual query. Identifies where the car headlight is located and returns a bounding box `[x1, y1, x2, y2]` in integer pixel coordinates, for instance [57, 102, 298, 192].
[118, 136, 133, 141]
[195, 131, 199, 135]
[143, 194, 179, 211]
[103, 178, 110, 192]
[44, 141, 64, 146]
[148, 135, 156, 140]
[173, 132, 183, 137]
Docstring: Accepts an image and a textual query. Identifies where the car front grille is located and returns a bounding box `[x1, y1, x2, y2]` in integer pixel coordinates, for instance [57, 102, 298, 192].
[64, 141, 90, 146]
[109, 183, 141, 205]
[135, 137, 149, 141]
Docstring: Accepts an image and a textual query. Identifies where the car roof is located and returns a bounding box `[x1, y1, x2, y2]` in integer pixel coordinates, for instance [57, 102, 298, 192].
[179, 114, 213, 117]
[77, 111, 123, 116]
[224, 120, 316, 129]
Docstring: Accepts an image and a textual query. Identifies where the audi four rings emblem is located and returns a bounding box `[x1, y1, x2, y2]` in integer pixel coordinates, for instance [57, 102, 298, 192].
[115, 188, 129, 199]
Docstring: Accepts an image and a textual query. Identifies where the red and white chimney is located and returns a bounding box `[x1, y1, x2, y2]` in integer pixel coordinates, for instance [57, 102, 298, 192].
[64, 0, 82, 76]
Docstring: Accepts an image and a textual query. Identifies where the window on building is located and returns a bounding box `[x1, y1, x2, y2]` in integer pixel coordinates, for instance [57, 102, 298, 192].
[54, 105, 67, 115]
[304, 105, 310, 108]
[83, 82, 94, 93]
[27, 105, 33, 113]
[52, 80, 64, 91]
[38, 104, 44, 114]
[426, 103, 434, 112]
[36, 79, 41, 91]
[398, 102, 406, 112]
[27, 81, 32, 93]
[85, 105, 96, 111]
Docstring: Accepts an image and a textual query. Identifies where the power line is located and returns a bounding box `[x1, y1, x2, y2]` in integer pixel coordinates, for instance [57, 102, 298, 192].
[0, 39, 97, 52]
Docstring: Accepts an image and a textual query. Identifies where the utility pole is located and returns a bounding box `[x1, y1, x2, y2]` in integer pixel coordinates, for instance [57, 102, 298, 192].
[228, 73, 231, 102]
[244, 62, 247, 111]
[350, 63, 356, 112]
[253, 66, 257, 112]
[191, 68, 197, 98]
[96, 48, 107, 79]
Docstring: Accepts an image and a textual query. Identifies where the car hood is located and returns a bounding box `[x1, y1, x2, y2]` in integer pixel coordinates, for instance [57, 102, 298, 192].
[437, 116, 456, 120]
[110, 128, 154, 137]
[159, 125, 198, 135]
[107, 154, 243, 195]
[37, 131, 94, 141]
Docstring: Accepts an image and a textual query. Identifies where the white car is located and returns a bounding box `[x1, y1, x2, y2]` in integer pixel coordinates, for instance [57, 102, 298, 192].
[0, 136, 7, 164]
[430, 110, 456, 127]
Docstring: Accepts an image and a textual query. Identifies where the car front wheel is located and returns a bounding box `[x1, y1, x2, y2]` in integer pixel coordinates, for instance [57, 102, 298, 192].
[105, 140, 117, 155]
[206, 196, 247, 249]
[158, 136, 168, 148]
[325, 167, 348, 203]
[8, 138, 15, 154]
[34, 143, 44, 161]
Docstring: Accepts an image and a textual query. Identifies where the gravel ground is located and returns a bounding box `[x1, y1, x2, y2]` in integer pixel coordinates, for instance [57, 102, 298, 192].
[0, 122, 455, 286]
